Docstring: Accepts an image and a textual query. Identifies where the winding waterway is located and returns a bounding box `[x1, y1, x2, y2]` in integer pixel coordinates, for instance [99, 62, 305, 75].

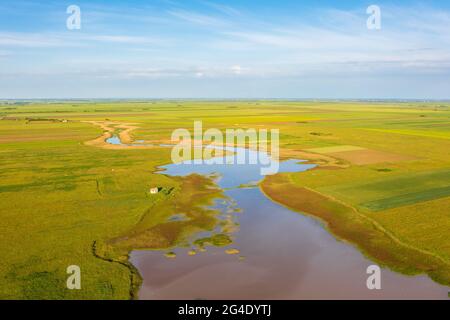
[107, 135, 449, 299]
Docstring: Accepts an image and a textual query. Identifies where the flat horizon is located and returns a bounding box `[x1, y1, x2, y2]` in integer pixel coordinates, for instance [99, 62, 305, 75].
[2, 98, 450, 102]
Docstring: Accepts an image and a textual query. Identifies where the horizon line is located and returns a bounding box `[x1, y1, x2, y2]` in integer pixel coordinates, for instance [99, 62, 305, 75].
[2, 98, 450, 102]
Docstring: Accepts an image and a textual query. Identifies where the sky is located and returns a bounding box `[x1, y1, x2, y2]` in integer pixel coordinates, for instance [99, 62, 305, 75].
[0, 0, 450, 99]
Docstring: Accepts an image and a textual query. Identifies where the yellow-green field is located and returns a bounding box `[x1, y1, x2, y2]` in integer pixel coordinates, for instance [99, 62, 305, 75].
[0, 100, 449, 299]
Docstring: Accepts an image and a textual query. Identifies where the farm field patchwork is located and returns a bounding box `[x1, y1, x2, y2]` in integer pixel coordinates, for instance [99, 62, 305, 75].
[0, 100, 449, 299]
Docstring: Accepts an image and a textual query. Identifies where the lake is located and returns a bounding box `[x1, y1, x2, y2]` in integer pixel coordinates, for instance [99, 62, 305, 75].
[107, 135, 449, 299]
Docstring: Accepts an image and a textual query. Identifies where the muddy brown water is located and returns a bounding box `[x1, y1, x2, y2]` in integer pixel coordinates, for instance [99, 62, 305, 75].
[106, 137, 449, 299]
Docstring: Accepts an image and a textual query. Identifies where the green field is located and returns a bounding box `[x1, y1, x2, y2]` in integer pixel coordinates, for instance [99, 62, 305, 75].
[321, 169, 450, 211]
[1, 100, 449, 299]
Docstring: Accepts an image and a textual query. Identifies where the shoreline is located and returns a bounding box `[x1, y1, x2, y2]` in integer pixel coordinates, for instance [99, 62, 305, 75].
[259, 174, 450, 288]
[84, 120, 348, 169]
[85, 120, 450, 298]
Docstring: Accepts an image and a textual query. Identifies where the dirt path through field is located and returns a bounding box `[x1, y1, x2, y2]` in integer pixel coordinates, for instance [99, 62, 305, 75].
[83, 121, 156, 150]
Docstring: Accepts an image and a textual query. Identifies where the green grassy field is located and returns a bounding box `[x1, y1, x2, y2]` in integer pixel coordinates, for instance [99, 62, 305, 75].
[321, 169, 450, 211]
[0, 100, 449, 299]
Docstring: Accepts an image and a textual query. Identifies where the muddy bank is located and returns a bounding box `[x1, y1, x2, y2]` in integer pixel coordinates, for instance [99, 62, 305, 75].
[83, 121, 157, 150]
[260, 174, 450, 288]
[130, 145, 449, 299]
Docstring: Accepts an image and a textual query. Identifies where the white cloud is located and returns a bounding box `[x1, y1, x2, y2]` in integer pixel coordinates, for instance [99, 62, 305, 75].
[231, 65, 242, 74]
[0, 50, 11, 57]
[0, 33, 69, 47]
[168, 9, 229, 26]
[83, 35, 160, 44]
[0, 32, 164, 48]
[1, 2, 450, 98]
[202, 1, 241, 16]
[208, 5, 450, 77]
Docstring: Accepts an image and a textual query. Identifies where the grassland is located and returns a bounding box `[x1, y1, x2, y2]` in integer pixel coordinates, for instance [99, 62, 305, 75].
[0, 100, 449, 299]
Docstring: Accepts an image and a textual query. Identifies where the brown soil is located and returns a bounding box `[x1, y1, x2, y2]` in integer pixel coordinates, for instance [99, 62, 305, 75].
[83, 121, 347, 169]
[328, 149, 417, 165]
[83, 121, 157, 150]
[260, 174, 450, 286]
[280, 148, 349, 169]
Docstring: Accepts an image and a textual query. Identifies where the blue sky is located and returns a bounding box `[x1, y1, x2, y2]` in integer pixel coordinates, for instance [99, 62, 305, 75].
[1, 0, 450, 99]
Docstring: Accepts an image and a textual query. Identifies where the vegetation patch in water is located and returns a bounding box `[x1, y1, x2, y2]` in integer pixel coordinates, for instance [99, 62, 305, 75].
[225, 248, 240, 255]
[164, 252, 176, 259]
[194, 234, 233, 248]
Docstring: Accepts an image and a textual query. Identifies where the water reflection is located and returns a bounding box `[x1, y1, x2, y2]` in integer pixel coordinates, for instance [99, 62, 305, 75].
[106, 133, 450, 299]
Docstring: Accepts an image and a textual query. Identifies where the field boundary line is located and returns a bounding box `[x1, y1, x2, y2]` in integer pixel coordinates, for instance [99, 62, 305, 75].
[91, 240, 142, 300]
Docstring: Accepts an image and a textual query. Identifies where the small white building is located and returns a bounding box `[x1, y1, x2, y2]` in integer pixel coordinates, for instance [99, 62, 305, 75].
[150, 187, 159, 194]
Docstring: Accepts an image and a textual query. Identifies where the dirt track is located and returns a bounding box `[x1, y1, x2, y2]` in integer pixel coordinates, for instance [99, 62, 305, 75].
[83, 121, 156, 150]
[83, 121, 345, 169]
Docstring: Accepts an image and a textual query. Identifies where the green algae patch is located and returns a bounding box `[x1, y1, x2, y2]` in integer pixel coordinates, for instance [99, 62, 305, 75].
[194, 234, 233, 249]
[164, 252, 176, 259]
